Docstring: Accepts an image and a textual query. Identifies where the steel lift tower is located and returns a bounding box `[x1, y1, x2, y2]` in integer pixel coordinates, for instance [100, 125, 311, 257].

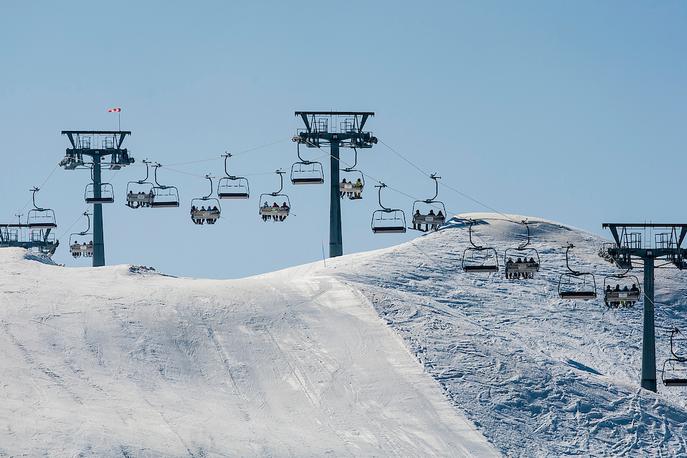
[294, 111, 377, 258]
[60, 130, 135, 266]
[602, 223, 687, 392]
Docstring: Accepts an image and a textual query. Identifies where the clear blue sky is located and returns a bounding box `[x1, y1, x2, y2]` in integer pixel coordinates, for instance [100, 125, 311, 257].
[1, 1, 686, 278]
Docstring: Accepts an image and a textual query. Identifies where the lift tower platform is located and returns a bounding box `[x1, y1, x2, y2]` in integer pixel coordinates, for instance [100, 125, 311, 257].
[601, 223, 687, 392]
[60, 130, 135, 266]
[0, 223, 59, 256]
[294, 112, 377, 258]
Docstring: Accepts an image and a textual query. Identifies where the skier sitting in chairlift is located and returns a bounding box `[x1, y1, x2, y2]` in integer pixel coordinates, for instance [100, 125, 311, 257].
[279, 202, 289, 221]
[413, 210, 421, 230]
[428, 209, 436, 231]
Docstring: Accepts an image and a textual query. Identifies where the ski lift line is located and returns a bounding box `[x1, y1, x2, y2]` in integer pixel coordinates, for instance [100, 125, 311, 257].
[378, 139, 519, 224]
[147, 138, 293, 168]
[13, 163, 60, 218]
[57, 208, 92, 239]
[302, 137, 473, 222]
[158, 151, 331, 182]
[301, 138, 444, 209]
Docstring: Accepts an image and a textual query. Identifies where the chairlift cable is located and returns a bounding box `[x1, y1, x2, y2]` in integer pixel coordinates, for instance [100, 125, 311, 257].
[378, 139, 519, 224]
[14, 163, 60, 218]
[161, 138, 292, 168]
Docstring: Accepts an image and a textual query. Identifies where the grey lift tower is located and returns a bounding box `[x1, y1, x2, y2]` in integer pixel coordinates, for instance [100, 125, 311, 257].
[60, 130, 135, 266]
[601, 223, 687, 392]
[293, 111, 377, 258]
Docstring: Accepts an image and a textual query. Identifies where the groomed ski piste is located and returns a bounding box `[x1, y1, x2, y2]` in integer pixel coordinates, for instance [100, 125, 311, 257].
[1, 213, 686, 456]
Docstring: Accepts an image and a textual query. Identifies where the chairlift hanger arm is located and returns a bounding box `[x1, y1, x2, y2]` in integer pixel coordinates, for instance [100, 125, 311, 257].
[420, 174, 441, 203]
[343, 148, 359, 171]
[375, 183, 391, 211]
[466, 219, 483, 249]
[138, 160, 151, 183]
[518, 220, 532, 250]
[222, 153, 234, 178]
[274, 170, 285, 194]
[152, 163, 164, 187]
[202, 175, 215, 199]
[564, 243, 582, 276]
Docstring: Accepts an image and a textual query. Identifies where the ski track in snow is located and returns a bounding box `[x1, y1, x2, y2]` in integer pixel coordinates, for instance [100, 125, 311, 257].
[0, 239, 495, 457]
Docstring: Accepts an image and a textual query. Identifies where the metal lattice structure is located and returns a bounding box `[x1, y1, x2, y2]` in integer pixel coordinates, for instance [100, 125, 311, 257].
[0, 190, 59, 257]
[601, 223, 687, 392]
[60, 130, 135, 266]
[294, 111, 377, 257]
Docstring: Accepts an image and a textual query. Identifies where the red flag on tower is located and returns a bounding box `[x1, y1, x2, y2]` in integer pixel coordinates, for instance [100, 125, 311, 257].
[107, 107, 122, 113]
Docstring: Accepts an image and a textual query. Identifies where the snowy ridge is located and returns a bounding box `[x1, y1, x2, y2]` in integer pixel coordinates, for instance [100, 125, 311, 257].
[0, 249, 495, 456]
[2, 212, 687, 456]
[326, 214, 687, 456]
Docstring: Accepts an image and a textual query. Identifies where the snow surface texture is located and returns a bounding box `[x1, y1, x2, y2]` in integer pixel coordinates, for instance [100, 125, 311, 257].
[327, 214, 687, 457]
[2, 213, 686, 456]
[0, 246, 495, 456]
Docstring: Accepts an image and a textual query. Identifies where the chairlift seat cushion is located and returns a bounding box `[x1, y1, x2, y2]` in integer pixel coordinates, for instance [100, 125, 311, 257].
[28, 222, 57, 229]
[664, 378, 687, 387]
[151, 201, 180, 208]
[292, 178, 324, 185]
[85, 197, 115, 204]
[372, 226, 406, 234]
[559, 291, 597, 299]
[219, 192, 249, 199]
[464, 265, 499, 273]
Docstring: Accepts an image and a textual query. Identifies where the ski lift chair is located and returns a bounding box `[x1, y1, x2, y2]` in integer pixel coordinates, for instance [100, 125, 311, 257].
[410, 174, 446, 232]
[290, 143, 324, 185]
[603, 272, 641, 307]
[126, 160, 155, 209]
[662, 328, 687, 387]
[218, 153, 250, 199]
[462, 219, 499, 273]
[191, 175, 221, 225]
[149, 163, 180, 208]
[558, 244, 597, 299]
[340, 148, 365, 200]
[69, 212, 93, 258]
[85, 182, 115, 204]
[26, 187, 57, 230]
[504, 220, 541, 279]
[259, 170, 291, 222]
[371, 183, 406, 233]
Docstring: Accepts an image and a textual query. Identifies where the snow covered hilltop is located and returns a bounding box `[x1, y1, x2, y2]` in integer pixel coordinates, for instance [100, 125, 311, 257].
[1, 213, 686, 456]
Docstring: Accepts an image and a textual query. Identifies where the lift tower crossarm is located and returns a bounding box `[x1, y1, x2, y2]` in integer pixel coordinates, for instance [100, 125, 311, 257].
[294, 111, 377, 258]
[601, 222, 687, 393]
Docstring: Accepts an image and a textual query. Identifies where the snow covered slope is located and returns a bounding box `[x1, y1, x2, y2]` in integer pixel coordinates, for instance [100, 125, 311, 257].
[0, 247, 495, 456]
[2, 212, 686, 456]
[326, 213, 687, 457]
